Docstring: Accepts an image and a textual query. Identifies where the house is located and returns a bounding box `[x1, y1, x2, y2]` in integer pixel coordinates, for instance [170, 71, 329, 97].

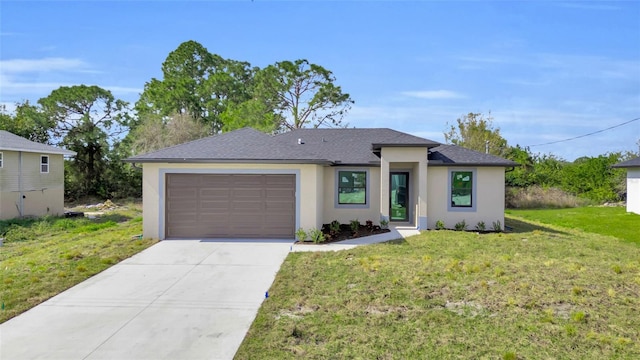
[0, 131, 76, 220]
[612, 157, 640, 215]
[125, 128, 518, 240]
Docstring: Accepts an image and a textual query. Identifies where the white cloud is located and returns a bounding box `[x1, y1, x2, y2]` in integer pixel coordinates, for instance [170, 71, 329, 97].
[0, 57, 89, 73]
[401, 90, 466, 100]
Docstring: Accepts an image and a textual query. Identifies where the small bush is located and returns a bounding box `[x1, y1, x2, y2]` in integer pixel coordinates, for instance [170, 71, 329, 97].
[309, 228, 324, 244]
[435, 220, 445, 230]
[329, 220, 341, 234]
[295, 228, 308, 242]
[492, 220, 502, 232]
[454, 220, 467, 231]
[3, 225, 36, 243]
[475, 221, 486, 231]
[379, 218, 389, 229]
[350, 219, 360, 233]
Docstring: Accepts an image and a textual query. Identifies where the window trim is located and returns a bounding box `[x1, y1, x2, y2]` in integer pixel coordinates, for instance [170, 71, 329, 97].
[334, 168, 370, 209]
[40, 155, 49, 174]
[447, 168, 477, 212]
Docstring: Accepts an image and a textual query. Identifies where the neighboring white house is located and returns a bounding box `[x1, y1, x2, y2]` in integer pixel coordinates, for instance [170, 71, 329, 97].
[0, 131, 76, 220]
[613, 157, 640, 215]
[125, 128, 518, 240]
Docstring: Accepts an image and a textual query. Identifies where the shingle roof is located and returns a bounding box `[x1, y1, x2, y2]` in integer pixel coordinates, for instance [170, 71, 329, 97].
[125, 127, 516, 167]
[428, 144, 519, 167]
[0, 130, 76, 156]
[612, 157, 640, 168]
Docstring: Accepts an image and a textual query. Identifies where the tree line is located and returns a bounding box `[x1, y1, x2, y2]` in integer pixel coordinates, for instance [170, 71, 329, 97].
[1, 40, 637, 206]
[445, 112, 638, 205]
[0, 40, 354, 200]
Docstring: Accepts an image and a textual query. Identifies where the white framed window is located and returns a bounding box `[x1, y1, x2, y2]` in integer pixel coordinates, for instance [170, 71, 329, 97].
[335, 168, 370, 208]
[448, 169, 477, 212]
[40, 155, 49, 173]
[0, 152, 3, 168]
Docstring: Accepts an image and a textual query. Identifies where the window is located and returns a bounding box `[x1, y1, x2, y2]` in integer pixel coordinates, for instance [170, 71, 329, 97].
[338, 170, 367, 205]
[0, 152, 3, 168]
[40, 155, 49, 173]
[451, 171, 473, 207]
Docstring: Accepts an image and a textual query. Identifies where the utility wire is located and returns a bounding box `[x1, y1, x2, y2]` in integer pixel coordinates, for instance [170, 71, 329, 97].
[527, 117, 640, 147]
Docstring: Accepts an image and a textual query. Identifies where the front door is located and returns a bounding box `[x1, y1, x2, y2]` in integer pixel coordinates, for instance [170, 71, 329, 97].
[390, 172, 409, 222]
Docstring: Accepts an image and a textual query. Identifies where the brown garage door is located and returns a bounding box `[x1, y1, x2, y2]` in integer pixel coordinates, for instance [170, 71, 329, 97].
[165, 174, 295, 239]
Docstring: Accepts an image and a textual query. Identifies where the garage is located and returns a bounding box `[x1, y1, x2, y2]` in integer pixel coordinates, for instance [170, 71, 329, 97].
[165, 174, 296, 239]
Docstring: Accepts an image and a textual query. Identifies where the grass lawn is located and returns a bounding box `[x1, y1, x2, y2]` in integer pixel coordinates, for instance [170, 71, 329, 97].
[0, 204, 157, 323]
[236, 216, 640, 359]
[506, 206, 640, 245]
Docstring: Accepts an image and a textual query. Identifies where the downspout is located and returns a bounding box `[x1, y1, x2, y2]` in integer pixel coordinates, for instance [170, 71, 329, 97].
[18, 151, 23, 217]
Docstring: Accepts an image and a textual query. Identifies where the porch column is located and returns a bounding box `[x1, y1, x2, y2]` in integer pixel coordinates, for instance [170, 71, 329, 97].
[380, 155, 390, 222]
[418, 159, 428, 229]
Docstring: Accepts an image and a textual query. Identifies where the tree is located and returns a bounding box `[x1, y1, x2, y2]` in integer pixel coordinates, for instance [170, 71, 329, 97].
[135, 40, 254, 133]
[130, 112, 210, 155]
[39, 85, 130, 197]
[444, 112, 508, 156]
[0, 101, 54, 143]
[254, 59, 354, 131]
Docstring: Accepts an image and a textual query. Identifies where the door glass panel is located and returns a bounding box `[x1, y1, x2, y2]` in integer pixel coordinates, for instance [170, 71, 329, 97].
[390, 173, 409, 221]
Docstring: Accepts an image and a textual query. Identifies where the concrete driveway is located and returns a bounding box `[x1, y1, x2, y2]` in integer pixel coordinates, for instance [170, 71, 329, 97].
[0, 240, 293, 360]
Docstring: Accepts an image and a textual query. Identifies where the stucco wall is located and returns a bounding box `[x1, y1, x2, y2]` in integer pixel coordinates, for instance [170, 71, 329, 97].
[427, 166, 506, 230]
[0, 150, 65, 220]
[323, 166, 382, 226]
[141, 163, 324, 239]
[627, 169, 640, 215]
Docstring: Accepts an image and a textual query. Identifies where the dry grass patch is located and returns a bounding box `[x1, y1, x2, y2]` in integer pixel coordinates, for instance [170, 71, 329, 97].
[236, 218, 640, 359]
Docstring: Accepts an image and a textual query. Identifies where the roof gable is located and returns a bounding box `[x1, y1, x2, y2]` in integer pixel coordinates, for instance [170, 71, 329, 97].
[0, 131, 76, 156]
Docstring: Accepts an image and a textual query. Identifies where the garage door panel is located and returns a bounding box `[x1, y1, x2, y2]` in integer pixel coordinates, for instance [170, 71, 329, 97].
[166, 173, 295, 239]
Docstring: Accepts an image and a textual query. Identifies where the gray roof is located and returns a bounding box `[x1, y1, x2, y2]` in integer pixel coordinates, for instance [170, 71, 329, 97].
[428, 144, 519, 167]
[612, 157, 640, 168]
[0, 130, 76, 156]
[126, 127, 516, 167]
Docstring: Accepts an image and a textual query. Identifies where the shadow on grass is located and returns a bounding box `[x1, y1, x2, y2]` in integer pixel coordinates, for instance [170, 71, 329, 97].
[505, 216, 568, 235]
[93, 213, 132, 223]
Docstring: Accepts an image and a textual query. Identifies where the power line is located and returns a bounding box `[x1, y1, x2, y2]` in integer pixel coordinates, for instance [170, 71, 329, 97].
[527, 117, 640, 147]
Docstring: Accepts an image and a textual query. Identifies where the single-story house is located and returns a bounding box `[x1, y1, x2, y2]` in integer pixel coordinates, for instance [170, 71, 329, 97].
[125, 127, 518, 240]
[612, 157, 640, 215]
[0, 130, 76, 220]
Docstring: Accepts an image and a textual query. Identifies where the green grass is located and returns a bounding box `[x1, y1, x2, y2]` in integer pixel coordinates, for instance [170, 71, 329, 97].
[0, 206, 157, 323]
[506, 206, 640, 245]
[236, 217, 640, 359]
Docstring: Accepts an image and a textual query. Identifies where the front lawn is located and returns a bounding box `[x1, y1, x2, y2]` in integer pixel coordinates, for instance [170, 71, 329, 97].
[506, 206, 640, 245]
[236, 217, 640, 359]
[0, 205, 157, 323]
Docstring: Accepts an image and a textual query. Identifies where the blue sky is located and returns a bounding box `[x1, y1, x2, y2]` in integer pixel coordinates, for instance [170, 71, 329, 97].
[1, 1, 639, 160]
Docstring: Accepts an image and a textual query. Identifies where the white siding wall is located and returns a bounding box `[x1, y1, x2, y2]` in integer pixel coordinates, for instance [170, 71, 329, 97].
[627, 169, 640, 215]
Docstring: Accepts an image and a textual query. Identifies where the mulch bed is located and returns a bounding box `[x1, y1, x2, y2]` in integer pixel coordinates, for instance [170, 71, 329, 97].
[297, 223, 391, 245]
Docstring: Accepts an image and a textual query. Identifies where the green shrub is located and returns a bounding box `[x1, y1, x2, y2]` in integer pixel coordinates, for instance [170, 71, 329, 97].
[350, 219, 360, 233]
[295, 228, 308, 242]
[435, 220, 445, 230]
[308, 228, 324, 244]
[329, 220, 341, 234]
[475, 221, 486, 231]
[454, 220, 467, 231]
[492, 220, 502, 232]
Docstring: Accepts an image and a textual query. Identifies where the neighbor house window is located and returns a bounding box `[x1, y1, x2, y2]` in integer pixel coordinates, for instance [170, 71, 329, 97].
[0, 152, 3, 168]
[451, 171, 473, 207]
[338, 170, 367, 205]
[40, 155, 49, 173]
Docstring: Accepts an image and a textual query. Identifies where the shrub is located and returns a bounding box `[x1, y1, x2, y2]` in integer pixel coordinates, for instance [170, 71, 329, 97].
[379, 218, 389, 229]
[329, 220, 341, 235]
[492, 220, 502, 232]
[475, 221, 486, 231]
[435, 220, 445, 230]
[454, 220, 467, 231]
[295, 228, 308, 242]
[308, 228, 324, 244]
[350, 219, 360, 233]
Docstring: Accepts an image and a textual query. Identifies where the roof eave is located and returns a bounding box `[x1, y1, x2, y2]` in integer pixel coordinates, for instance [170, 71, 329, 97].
[428, 162, 520, 167]
[123, 158, 334, 165]
[0, 147, 76, 156]
[372, 143, 439, 150]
